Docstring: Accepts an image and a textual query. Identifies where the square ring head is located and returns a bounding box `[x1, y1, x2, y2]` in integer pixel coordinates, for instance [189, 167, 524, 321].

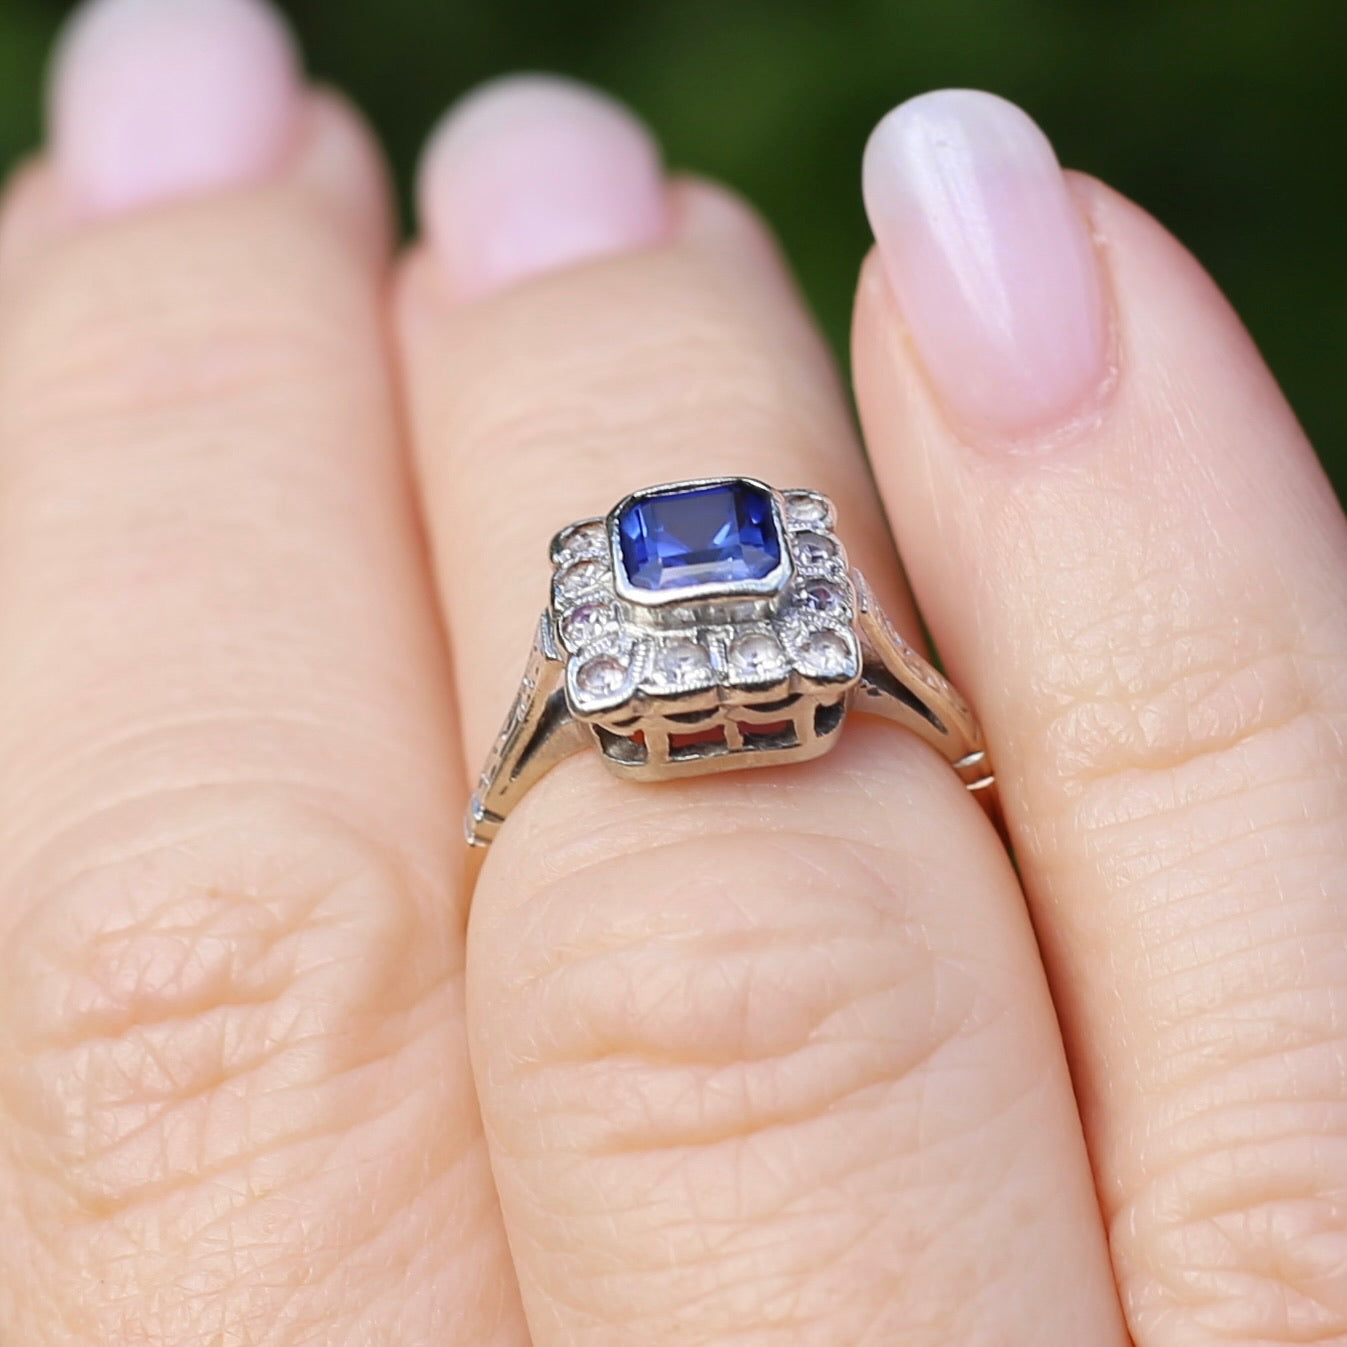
[551, 479, 859, 779]
[610, 477, 791, 608]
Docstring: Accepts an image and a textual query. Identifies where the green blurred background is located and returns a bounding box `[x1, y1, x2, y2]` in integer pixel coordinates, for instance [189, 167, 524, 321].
[1, 0, 1343, 491]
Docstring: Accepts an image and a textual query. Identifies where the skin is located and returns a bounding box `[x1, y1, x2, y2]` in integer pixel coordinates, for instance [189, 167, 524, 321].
[0, 13, 1345, 1347]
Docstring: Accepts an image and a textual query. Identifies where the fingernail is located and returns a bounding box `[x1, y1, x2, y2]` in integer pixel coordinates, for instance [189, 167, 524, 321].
[863, 89, 1108, 442]
[417, 75, 668, 299]
[49, 0, 302, 218]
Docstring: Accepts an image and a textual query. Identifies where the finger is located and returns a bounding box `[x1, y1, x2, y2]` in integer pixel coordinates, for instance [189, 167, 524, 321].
[398, 77, 1126, 1346]
[0, 3, 522, 1343]
[855, 89, 1347, 1345]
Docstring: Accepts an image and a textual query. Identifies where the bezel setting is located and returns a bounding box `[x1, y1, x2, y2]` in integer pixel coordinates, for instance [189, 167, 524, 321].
[609, 476, 792, 609]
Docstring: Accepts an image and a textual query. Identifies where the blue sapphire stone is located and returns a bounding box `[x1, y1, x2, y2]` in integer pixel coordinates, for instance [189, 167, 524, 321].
[618, 481, 782, 593]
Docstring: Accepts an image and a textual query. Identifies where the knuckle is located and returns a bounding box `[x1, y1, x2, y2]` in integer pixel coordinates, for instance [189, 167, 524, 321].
[0, 792, 439, 1220]
[472, 810, 1053, 1337]
[1040, 592, 1336, 799]
[432, 243, 851, 479]
[1118, 1133, 1347, 1344]
[0, 201, 369, 442]
[475, 825, 986, 1159]
[1049, 582, 1347, 1342]
[473, 748, 1085, 1339]
[1035, 587, 1347, 876]
[1111, 945, 1347, 1344]
[0, 792, 466, 1340]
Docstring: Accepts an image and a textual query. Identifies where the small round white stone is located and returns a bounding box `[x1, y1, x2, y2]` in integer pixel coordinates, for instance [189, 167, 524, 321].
[785, 494, 830, 528]
[800, 580, 846, 616]
[563, 601, 610, 647]
[796, 629, 853, 678]
[793, 531, 836, 566]
[576, 653, 629, 696]
[728, 632, 787, 681]
[556, 559, 606, 600]
[559, 522, 608, 560]
[657, 639, 711, 686]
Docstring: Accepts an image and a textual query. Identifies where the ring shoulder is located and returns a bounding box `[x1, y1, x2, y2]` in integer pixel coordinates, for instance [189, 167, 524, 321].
[466, 611, 588, 848]
[850, 570, 1000, 820]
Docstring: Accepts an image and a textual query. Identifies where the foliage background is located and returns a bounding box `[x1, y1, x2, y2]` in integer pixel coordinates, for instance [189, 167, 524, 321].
[1, 0, 1343, 492]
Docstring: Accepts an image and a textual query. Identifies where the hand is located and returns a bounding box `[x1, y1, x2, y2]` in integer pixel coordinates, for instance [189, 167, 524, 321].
[1, 1, 1343, 1344]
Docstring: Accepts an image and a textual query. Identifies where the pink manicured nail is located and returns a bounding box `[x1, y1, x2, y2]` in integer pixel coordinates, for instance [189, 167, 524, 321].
[50, 0, 302, 217]
[863, 90, 1108, 442]
[418, 75, 668, 298]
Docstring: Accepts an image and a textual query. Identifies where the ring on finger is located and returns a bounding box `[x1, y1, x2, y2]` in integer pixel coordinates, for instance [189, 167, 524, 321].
[467, 475, 997, 846]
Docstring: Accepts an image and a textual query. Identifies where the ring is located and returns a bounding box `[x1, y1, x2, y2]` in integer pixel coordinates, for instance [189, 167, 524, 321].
[467, 476, 997, 847]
